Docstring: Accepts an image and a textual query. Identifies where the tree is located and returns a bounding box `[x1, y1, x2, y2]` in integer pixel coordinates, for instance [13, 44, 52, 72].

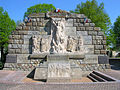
[16, 20, 22, 26]
[0, 7, 16, 62]
[113, 16, 120, 50]
[70, 0, 112, 47]
[24, 3, 56, 19]
[106, 28, 116, 50]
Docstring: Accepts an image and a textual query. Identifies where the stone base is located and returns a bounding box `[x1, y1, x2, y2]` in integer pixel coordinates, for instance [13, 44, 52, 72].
[34, 67, 47, 80]
[47, 78, 71, 82]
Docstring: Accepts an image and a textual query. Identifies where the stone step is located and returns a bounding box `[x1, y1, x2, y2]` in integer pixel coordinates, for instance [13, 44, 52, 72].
[90, 73, 107, 82]
[93, 71, 118, 81]
[87, 75, 98, 82]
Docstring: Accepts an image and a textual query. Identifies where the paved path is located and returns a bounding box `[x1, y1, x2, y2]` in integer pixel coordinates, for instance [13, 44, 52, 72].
[0, 70, 120, 90]
[0, 70, 27, 83]
[0, 82, 120, 90]
[102, 69, 120, 80]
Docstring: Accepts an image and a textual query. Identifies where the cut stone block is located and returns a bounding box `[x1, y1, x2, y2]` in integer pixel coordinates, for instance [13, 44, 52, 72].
[17, 54, 29, 63]
[65, 27, 76, 36]
[47, 54, 69, 62]
[6, 54, 17, 63]
[29, 54, 47, 59]
[65, 19, 73, 27]
[69, 55, 85, 59]
[71, 67, 82, 79]
[82, 36, 92, 45]
[84, 55, 98, 64]
[77, 31, 88, 36]
[47, 62, 71, 82]
[98, 56, 109, 64]
[34, 67, 47, 80]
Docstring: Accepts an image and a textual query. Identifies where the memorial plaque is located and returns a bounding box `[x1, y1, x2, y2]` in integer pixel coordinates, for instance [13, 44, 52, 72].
[6, 55, 17, 63]
[98, 56, 109, 64]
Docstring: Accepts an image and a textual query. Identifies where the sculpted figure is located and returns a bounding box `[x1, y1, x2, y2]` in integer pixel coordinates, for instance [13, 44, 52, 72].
[51, 18, 66, 53]
[48, 63, 70, 77]
[40, 38, 50, 53]
[32, 36, 40, 53]
[67, 36, 77, 52]
[76, 36, 83, 51]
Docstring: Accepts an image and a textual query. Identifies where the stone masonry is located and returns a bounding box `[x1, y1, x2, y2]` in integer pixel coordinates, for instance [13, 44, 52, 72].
[4, 12, 110, 79]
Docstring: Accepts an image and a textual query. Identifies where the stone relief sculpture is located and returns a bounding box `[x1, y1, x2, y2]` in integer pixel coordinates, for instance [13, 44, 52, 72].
[40, 38, 50, 53]
[31, 18, 84, 54]
[50, 18, 67, 53]
[32, 35, 40, 54]
[67, 36, 76, 52]
[48, 63, 70, 77]
[67, 36, 83, 53]
[76, 36, 83, 51]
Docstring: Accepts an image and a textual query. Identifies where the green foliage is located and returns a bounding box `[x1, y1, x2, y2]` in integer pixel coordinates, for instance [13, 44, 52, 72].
[24, 3, 56, 19]
[70, 0, 112, 48]
[113, 16, 120, 37]
[113, 16, 120, 50]
[16, 20, 22, 26]
[70, 0, 111, 33]
[0, 62, 3, 69]
[0, 7, 16, 62]
[0, 8, 16, 46]
[106, 28, 116, 50]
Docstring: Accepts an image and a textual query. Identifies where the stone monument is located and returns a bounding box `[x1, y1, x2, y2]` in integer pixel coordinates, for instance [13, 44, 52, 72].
[4, 11, 110, 82]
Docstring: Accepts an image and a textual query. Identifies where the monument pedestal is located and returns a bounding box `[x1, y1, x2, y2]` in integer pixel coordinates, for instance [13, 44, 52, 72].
[33, 54, 84, 82]
[47, 54, 71, 82]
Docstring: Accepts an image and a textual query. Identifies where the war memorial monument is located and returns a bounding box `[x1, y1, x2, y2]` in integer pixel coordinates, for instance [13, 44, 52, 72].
[4, 11, 110, 82]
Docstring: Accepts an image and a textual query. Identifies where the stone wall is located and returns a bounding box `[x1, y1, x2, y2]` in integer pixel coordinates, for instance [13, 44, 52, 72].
[4, 12, 109, 72]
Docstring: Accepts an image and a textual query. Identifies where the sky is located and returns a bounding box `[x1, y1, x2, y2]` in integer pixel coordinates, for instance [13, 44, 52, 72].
[0, 0, 120, 25]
